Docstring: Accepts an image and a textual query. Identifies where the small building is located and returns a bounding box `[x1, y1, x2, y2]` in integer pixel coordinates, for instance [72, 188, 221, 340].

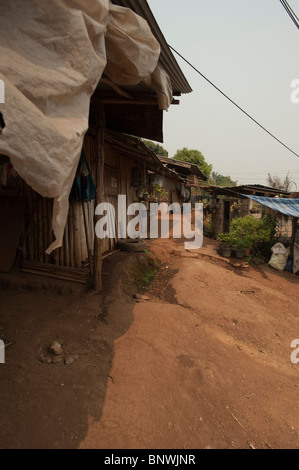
[158, 156, 208, 204]
[202, 184, 292, 241]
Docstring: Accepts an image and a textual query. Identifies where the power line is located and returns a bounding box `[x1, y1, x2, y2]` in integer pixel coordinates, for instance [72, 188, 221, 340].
[279, 0, 299, 29]
[168, 44, 299, 160]
[284, 0, 299, 22]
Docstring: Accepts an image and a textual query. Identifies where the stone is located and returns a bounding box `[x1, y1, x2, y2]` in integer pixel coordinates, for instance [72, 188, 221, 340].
[39, 354, 52, 365]
[49, 341, 63, 356]
[51, 356, 64, 365]
[65, 356, 74, 366]
[134, 294, 150, 301]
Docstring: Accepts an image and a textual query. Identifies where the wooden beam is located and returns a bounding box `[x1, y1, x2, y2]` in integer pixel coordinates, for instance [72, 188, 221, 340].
[100, 98, 180, 106]
[100, 77, 132, 99]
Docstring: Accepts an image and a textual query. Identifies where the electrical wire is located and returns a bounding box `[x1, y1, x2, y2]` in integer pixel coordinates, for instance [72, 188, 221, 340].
[168, 44, 299, 160]
[279, 0, 299, 29]
[280, 0, 299, 26]
[283, 0, 299, 22]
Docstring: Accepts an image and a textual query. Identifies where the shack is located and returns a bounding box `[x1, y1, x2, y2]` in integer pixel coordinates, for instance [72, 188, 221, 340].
[202, 184, 292, 241]
[0, 0, 192, 290]
[159, 156, 208, 204]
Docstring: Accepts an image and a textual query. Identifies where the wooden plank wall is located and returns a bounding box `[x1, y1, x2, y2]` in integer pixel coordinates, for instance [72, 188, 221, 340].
[23, 132, 141, 268]
[23, 133, 97, 269]
[162, 178, 182, 205]
[102, 139, 137, 254]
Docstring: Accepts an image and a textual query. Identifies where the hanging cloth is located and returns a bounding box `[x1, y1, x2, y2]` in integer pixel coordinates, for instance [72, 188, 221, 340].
[69, 149, 96, 202]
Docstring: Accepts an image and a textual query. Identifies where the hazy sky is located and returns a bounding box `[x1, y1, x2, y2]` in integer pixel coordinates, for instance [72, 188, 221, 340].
[148, 0, 299, 188]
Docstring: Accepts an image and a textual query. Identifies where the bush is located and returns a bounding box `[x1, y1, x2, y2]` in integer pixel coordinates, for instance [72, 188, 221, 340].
[256, 212, 279, 258]
[218, 215, 273, 251]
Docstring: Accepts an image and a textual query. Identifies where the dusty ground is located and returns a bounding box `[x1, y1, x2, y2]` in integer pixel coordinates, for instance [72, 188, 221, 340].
[0, 236, 299, 449]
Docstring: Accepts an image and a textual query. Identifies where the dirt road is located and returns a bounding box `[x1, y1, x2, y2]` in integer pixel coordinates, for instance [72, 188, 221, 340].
[1, 237, 299, 449]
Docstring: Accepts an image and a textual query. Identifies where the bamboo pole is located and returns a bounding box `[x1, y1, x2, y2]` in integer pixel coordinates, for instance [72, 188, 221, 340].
[64, 216, 70, 267]
[94, 104, 106, 292]
[73, 202, 82, 268]
[68, 204, 75, 268]
[47, 199, 54, 264]
[89, 200, 95, 255]
[42, 198, 49, 264]
[79, 202, 88, 263]
[27, 185, 34, 260]
[83, 201, 94, 275]
[32, 192, 38, 262]
[37, 197, 43, 263]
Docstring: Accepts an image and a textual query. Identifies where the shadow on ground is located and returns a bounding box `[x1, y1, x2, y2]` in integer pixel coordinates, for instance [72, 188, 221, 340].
[0, 250, 159, 449]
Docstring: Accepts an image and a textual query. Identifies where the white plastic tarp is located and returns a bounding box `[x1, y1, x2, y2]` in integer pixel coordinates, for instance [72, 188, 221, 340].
[0, 0, 172, 253]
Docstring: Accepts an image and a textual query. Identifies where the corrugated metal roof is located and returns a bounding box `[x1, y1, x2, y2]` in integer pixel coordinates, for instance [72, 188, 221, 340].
[110, 0, 192, 95]
[159, 156, 208, 181]
[202, 184, 291, 197]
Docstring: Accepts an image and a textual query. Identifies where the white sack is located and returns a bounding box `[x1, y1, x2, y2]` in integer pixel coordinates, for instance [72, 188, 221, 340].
[268, 253, 288, 272]
[0, 0, 171, 253]
[271, 242, 288, 257]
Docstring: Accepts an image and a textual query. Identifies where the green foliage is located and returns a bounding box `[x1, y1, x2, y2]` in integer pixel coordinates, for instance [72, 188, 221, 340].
[173, 147, 212, 179]
[217, 233, 231, 246]
[203, 218, 213, 238]
[256, 211, 279, 258]
[132, 254, 160, 291]
[261, 211, 279, 239]
[209, 171, 237, 187]
[149, 183, 169, 202]
[142, 139, 169, 157]
[218, 215, 273, 250]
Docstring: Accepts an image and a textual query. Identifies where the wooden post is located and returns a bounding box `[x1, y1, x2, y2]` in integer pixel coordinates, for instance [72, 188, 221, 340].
[290, 193, 299, 260]
[291, 217, 298, 259]
[94, 103, 106, 292]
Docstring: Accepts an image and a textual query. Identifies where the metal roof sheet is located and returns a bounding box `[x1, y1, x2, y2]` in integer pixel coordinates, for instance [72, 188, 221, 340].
[159, 156, 208, 181]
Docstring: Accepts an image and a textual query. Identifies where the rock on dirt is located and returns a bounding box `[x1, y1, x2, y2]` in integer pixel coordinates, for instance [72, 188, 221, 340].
[39, 354, 52, 365]
[49, 341, 63, 356]
[134, 294, 150, 301]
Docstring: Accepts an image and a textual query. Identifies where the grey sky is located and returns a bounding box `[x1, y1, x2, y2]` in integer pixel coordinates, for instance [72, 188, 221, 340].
[148, 0, 299, 188]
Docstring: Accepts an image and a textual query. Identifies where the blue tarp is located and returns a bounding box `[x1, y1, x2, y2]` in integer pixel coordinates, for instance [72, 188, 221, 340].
[242, 195, 299, 218]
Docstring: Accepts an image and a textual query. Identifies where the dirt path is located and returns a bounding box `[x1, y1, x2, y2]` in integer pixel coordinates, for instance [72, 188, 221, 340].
[1, 237, 299, 449]
[80, 238, 299, 449]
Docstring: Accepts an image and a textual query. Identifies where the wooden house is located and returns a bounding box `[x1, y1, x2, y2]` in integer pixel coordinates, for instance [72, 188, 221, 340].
[158, 156, 208, 204]
[0, 0, 192, 291]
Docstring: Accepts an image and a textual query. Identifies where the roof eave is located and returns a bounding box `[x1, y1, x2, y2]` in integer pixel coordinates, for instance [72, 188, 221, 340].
[110, 0, 192, 95]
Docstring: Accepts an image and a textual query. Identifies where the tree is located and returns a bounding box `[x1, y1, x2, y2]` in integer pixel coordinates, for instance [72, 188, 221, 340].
[173, 147, 212, 179]
[267, 173, 292, 191]
[142, 139, 169, 157]
[209, 171, 237, 187]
